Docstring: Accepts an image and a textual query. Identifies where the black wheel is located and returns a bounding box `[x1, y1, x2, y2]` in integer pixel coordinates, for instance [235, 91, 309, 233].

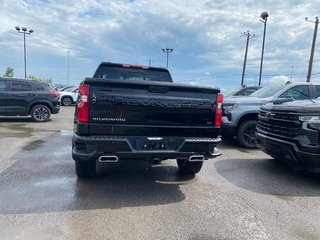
[75, 161, 96, 178]
[31, 104, 51, 122]
[62, 97, 73, 106]
[177, 159, 203, 175]
[236, 120, 258, 149]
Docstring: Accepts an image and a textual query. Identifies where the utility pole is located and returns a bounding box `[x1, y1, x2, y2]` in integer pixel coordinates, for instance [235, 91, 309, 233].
[67, 50, 70, 85]
[306, 17, 319, 82]
[241, 31, 255, 86]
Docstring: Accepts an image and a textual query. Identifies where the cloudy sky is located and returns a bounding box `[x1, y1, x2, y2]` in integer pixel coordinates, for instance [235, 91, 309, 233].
[1, 0, 320, 89]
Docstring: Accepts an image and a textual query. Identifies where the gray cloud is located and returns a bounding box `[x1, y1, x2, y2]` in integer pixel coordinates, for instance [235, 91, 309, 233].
[0, 0, 319, 87]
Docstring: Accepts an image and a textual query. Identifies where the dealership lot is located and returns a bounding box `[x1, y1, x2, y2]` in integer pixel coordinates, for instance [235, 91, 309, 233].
[1, 107, 320, 240]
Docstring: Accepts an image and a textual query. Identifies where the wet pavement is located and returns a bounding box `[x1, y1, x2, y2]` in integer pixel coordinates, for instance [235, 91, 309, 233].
[1, 107, 320, 240]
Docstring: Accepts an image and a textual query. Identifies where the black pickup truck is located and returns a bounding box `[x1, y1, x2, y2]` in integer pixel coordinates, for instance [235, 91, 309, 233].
[256, 99, 320, 172]
[72, 62, 223, 178]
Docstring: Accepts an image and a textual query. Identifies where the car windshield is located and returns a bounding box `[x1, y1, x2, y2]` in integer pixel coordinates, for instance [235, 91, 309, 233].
[222, 87, 242, 97]
[250, 84, 286, 98]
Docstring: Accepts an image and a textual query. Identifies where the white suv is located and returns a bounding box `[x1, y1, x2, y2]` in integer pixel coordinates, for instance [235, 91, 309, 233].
[59, 87, 79, 106]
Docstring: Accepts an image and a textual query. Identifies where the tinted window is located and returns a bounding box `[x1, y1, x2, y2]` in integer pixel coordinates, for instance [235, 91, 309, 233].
[279, 85, 309, 100]
[95, 66, 173, 82]
[34, 84, 46, 90]
[11, 82, 33, 91]
[0, 80, 7, 91]
[316, 86, 320, 98]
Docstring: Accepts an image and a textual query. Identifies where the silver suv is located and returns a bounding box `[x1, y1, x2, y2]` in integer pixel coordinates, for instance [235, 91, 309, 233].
[221, 82, 320, 148]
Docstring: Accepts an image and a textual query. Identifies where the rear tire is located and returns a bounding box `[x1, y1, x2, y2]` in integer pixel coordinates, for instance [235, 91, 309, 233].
[62, 97, 73, 106]
[75, 161, 96, 178]
[31, 104, 51, 122]
[177, 159, 203, 175]
[236, 120, 257, 149]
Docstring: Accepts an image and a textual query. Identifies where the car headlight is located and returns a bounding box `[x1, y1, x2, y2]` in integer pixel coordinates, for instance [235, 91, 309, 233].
[299, 116, 320, 131]
[299, 116, 320, 123]
[223, 104, 238, 113]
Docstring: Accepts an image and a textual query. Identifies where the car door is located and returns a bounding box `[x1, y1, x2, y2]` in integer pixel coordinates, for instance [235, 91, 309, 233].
[5, 81, 33, 115]
[0, 79, 8, 114]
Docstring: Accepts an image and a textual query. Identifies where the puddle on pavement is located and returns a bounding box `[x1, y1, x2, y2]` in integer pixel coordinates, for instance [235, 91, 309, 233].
[23, 140, 45, 151]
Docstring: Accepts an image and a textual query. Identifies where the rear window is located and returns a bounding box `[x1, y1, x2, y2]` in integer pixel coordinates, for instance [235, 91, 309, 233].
[11, 82, 33, 91]
[94, 66, 172, 82]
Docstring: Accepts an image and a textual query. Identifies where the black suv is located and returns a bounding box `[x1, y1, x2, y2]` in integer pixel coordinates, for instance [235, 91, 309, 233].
[0, 77, 61, 122]
[256, 99, 320, 172]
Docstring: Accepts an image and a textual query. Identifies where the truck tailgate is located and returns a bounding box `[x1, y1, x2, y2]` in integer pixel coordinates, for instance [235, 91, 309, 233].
[86, 79, 220, 137]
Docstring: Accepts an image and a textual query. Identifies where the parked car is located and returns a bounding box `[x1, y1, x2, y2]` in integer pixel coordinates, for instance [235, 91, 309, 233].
[256, 99, 320, 172]
[53, 84, 67, 91]
[59, 87, 79, 106]
[222, 86, 261, 97]
[0, 77, 61, 122]
[59, 85, 77, 92]
[222, 82, 320, 148]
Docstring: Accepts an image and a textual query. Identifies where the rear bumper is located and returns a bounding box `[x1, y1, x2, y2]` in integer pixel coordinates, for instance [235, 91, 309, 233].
[255, 132, 320, 172]
[52, 106, 61, 114]
[221, 117, 237, 136]
[51, 102, 61, 114]
[72, 134, 222, 162]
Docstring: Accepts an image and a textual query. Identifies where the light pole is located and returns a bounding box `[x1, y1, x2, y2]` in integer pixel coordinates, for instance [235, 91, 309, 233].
[162, 48, 173, 68]
[258, 12, 269, 86]
[67, 50, 70, 85]
[241, 31, 255, 86]
[15, 26, 34, 79]
[305, 17, 319, 82]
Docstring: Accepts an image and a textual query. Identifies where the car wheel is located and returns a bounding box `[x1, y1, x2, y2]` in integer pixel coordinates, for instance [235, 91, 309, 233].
[31, 104, 51, 122]
[177, 159, 203, 175]
[75, 161, 96, 178]
[236, 120, 258, 149]
[62, 97, 73, 106]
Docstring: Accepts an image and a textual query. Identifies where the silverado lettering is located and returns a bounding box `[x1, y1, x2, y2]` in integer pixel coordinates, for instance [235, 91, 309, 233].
[99, 95, 212, 109]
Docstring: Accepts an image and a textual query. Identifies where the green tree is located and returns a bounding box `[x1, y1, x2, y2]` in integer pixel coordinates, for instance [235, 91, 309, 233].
[3, 67, 14, 77]
[28, 75, 53, 85]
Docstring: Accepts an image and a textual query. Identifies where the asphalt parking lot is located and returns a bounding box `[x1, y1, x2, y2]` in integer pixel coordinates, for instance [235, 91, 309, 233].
[1, 107, 320, 240]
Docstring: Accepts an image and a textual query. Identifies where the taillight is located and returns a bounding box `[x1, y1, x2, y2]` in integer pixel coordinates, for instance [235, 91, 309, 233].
[49, 92, 60, 98]
[214, 93, 224, 127]
[77, 84, 89, 122]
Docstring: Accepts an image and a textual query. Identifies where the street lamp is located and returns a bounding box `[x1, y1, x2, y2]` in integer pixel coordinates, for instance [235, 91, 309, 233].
[161, 48, 173, 68]
[15, 26, 34, 79]
[258, 12, 269, 86]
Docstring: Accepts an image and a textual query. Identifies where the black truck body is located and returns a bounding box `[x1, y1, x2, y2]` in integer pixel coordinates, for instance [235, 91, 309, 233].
[256, 99, 320, 172]
[72, 62, 223, 177]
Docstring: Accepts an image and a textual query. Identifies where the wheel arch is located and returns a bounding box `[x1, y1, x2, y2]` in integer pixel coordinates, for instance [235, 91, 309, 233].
[236, 112, 259, 130]
[28, 101, 53, 115]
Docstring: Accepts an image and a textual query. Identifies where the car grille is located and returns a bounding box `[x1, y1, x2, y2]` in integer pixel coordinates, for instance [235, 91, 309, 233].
[257, 109, 319, 145]
[257, 110, 300, 137]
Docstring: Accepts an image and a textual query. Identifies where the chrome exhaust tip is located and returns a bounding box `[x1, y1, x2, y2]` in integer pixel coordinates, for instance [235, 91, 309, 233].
[189, 155, 205, 162]
[99, 156, 119, 163]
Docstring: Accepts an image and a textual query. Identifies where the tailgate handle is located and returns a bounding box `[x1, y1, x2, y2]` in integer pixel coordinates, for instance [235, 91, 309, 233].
[148, 86, 169, 93]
